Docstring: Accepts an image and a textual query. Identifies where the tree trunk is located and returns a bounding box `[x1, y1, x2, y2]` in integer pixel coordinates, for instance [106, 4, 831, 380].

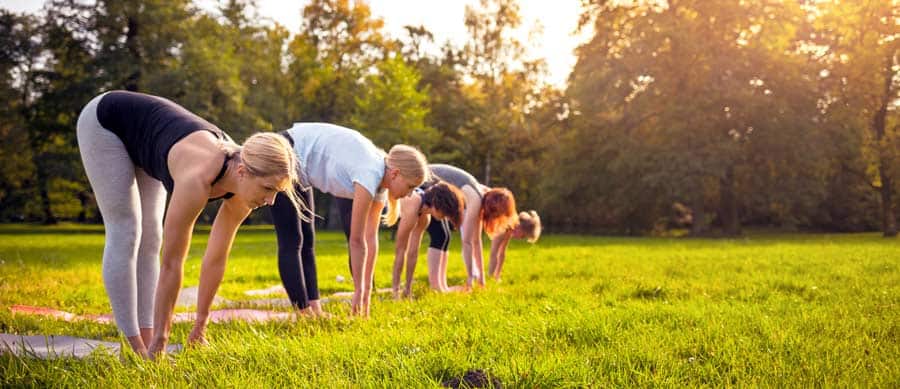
[484, 152, 492, 186]
[873, 54, 897, 237]
[124, 15, 142, 91]
[77, 191, 88, 223]
[879, 165, 896, 237]
[36, 168, 57, 225]
[719, 164, 741, 236]
[690, 193, 707, 236]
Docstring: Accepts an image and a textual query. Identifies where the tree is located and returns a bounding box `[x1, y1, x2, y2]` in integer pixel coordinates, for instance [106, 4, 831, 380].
[397, 26, 477, 165]
[0, 10, 38, 221]
[459, 0, 547, 187]
[0, 3, 99, 223]
[286, 0, 391, 124]
[566, 0, 824, 235]
[810, 0, 899, 237]
[349, 56, 436, 151]
[92, 0, 194, 92]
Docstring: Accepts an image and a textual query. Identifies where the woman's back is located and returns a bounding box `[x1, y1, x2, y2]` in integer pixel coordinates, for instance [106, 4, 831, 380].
[285, 123, 386, 200]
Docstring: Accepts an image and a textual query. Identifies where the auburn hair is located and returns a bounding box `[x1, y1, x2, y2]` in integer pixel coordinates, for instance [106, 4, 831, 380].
[481, 187, 518, 237]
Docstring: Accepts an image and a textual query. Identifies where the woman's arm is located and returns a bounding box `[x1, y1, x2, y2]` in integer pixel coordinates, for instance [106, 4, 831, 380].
[459, 186, 483, 287]
[472, 215, 486, 287]
[147, 180, 208, 355]
[362, 197, 385, 316]
[349, 184, 374, 315]
[392, 195, 420, 297]
[188, 198, 251, 344]
[404, 213, 429, 296]
[488, 230, 513, 280]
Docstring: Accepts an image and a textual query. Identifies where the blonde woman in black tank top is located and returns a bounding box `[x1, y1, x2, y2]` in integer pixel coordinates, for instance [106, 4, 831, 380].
[77, 91, 306, 358]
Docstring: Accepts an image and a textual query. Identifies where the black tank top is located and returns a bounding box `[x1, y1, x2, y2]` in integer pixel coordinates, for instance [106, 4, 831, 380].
[96, 90, 232, 193]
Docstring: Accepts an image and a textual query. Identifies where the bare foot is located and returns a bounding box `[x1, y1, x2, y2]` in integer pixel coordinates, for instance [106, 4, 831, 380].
[295, 306, 317, 318]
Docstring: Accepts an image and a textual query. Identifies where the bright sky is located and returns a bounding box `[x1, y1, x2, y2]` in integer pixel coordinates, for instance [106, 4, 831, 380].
[2, 0, 590, 88]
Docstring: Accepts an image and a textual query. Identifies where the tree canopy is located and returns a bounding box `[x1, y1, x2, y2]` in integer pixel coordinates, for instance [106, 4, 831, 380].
[0, 0, 896, 237]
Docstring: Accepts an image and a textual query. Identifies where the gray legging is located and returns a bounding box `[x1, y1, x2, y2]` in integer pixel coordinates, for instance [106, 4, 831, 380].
[76, 93, 165, 337]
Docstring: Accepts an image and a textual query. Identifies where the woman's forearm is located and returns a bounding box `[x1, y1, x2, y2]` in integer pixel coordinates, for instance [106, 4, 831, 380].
[195, 258, 226, 322]
[150, 223, 195, 350]
[392, 244, 407, 292]
[473, 233, 485, 283]
[494, 253, 506, 278]
[152, 265, 182, 344]
[349, 239, 368, 292]
[194, 201, 247, 327]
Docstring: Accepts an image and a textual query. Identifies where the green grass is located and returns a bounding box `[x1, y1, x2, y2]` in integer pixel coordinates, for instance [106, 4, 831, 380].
[0, 223, 898, 387]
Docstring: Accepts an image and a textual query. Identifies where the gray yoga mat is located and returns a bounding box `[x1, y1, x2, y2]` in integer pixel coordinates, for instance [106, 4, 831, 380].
[0, 333, 181, 359]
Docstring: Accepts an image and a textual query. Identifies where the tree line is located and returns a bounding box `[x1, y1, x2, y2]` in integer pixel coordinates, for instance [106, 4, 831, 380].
[0, 0, 896, 237]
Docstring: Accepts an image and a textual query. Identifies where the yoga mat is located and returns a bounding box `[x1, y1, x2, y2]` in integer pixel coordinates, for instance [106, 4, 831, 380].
[0, 333, 181, 359]
[10, 306, 292, 324]
[243, 285, 286, 296]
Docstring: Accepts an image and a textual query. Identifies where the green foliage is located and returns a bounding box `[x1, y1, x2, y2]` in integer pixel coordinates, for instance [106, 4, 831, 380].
[0, 225, 898, 385]
[349, 56, 436, 151]
[554, 0, 894, 235]
[0, 0, 894, 234]
[456, 0, 547, 187]
[808, 0, 899, 236]
[286, 0, 391, 125]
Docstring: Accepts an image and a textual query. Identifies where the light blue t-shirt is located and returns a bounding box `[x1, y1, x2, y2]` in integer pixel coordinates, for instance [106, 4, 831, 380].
[286, 123, 387, 201]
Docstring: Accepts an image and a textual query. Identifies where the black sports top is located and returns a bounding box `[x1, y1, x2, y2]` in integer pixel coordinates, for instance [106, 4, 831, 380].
[96, 90, 232, 194]
[208, 154, 234, 201]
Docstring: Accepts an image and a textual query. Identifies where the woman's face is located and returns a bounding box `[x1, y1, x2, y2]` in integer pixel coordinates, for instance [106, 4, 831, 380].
[510, 225, 527, 239]
[386, 169, 420, 199]
[240, 171, 288, 209]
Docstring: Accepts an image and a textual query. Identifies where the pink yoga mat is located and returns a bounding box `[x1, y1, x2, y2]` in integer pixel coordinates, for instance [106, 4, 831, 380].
[10, 305, 292, 324]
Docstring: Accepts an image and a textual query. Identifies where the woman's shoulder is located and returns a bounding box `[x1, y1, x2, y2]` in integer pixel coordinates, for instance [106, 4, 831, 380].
[169, 132, 228, 181]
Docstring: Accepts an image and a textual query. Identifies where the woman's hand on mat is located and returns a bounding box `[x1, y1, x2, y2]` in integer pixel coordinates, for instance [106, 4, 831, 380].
[147, 338, 168, 360]
[187, 325, 208, 346]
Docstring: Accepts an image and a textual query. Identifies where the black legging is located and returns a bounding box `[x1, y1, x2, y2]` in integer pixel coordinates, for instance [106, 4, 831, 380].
[271, 184, 318, 309]
[335, 196, 380, 287]
[335, 197, 355, 275]
[427, 217, 452, 251]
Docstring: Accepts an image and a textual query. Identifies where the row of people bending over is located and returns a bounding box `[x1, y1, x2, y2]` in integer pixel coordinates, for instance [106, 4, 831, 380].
[76, 90, 540, 359]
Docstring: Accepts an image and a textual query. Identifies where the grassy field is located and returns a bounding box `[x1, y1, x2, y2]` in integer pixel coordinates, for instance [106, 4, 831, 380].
[0, 223, 897, 387]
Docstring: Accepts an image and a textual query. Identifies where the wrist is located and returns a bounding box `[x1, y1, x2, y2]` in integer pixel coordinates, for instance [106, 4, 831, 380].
[193, 316, 209, 328]
[150, 334, 169, 346]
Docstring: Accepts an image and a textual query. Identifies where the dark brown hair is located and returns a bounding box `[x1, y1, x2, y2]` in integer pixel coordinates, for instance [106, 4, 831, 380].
[422, 182, 465, 228]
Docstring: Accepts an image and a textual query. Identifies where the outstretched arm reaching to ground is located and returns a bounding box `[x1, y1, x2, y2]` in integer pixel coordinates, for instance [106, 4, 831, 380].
[188, 198, 252, 345]
[488, 229, 513, 281]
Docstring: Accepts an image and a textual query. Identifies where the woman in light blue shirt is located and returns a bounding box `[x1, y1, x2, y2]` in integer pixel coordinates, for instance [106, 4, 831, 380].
[271, 123, 428, 317]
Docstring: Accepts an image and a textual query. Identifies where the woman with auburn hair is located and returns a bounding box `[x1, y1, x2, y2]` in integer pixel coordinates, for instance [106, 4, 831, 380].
[271, 123, 428, 317]
[76, 91, 304, 358]
[390, 181, 466, 298]
[426, 164, 519, 289]
[487, 210, 542, 282]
